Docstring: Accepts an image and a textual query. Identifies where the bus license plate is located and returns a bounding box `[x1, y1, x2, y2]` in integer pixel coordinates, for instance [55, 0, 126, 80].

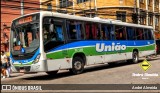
[20, 69, 25, 72]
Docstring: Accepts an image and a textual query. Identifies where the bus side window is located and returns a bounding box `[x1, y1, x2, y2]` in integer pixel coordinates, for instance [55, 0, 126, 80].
[55, 25, 64, 41]
[115, 26, 126, 40]
[148, 29, 154, 40]
[67, 21, 76, 39]
[126, 27, 135, 40]
[97, 24, 101, 40]
[92, 23, 99, 40]
[136, 28, 144, 40]
[110, 25, 115, 40]
[140, 29, 144, 40]
[101, 24, 109, 40]
[144, 29, 148, 40]
[67, 20, 84, 40]
[85, 23, 94, 39]
[92, 24, 96, 39]
[85, 23, 90, 39]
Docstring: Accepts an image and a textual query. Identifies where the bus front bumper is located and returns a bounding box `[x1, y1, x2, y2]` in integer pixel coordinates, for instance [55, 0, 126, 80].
[11, 60, 48, 73]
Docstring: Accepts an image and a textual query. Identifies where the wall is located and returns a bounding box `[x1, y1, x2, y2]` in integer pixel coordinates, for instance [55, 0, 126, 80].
[1, 0, 39, 52]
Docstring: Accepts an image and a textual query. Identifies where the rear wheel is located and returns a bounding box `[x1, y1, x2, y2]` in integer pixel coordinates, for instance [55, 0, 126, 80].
[132, 51, 139, 63]
[70, 57, 84, 75]
[46, 70, 58, 75]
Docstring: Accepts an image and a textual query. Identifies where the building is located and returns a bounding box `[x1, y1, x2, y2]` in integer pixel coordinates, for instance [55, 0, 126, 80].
[42, 0, 160, 39]
[1, 0, 39, 52]
[1, 0, 160, 52]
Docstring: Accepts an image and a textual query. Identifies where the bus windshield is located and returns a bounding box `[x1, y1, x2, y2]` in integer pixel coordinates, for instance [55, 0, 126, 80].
[10, 14, 40, 56]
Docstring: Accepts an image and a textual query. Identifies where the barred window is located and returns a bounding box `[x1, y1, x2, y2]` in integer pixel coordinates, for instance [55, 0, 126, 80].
[116, 11, 126, 22]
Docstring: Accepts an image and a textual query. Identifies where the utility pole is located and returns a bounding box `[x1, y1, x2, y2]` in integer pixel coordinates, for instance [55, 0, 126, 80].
[94, 0, 97, 17]
[72, 0, 75, 15]
[134, 0, 137, 13]
[39, 0, 42, 11]
[21, 0, 24, 16]
[132, 0, 138, 23]
[146, 0, 148, 26]
[90, 0, 91, 17]
[21, 0, 25, 46]
[56, 0, 58, 12]
[137, 0, 140, 24]
[153, 0, 155, 32]
[66, 0, 67, 14]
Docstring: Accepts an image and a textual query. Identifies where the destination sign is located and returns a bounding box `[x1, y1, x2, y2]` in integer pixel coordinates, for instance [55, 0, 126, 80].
[18, 16, 33, 24]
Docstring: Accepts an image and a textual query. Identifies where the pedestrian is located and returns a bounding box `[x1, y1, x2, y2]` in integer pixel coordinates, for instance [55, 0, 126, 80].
[1, 51, 8, 78]
[6, 57, 11, 77]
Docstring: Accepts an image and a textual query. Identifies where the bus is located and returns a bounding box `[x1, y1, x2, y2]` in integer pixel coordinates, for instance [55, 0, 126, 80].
[10, 11, 156, 75]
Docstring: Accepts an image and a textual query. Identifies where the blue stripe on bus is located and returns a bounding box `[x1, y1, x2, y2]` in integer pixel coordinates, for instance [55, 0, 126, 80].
[10, 40, 155, 64]
[48, 40, 155, 52]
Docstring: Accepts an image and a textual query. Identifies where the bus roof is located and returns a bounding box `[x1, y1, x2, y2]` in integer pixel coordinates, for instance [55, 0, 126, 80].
[41, 11, 153, 29]
[12, 11, 153, 29]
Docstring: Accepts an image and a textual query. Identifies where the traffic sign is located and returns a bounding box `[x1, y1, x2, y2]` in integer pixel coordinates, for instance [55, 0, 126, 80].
[140, 59, 151, 71]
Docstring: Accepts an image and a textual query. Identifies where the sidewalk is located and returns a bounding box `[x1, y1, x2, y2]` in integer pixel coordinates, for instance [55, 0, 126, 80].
[143, 54, 160, 61]
[1, 54, 159, 81]
[1, 73, 24, 80]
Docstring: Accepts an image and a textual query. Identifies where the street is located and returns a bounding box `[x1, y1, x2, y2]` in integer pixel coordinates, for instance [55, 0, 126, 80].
[1, 55, 160, 92]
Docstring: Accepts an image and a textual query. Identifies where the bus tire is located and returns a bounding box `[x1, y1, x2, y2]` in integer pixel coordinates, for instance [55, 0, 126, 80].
[132, 51, 139, 64]
[70, 57, 84, 75]
[46, 70, 58, 75]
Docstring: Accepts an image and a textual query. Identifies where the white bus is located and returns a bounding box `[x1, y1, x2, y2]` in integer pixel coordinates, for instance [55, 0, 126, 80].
[10, 11, 156, 75]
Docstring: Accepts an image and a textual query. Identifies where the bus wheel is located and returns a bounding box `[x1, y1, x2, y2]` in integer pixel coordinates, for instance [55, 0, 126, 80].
[46, 70, 58, 75]
[132, 51, 139, 63]
[70, 57, 84, 75]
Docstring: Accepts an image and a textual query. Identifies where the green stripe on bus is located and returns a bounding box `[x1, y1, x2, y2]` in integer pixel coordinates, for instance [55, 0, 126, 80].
[13, 61, 33, 66]
[46, 44, 155, 59]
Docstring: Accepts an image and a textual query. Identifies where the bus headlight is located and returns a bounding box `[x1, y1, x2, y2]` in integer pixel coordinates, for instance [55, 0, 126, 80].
[33, 54, 41, 63]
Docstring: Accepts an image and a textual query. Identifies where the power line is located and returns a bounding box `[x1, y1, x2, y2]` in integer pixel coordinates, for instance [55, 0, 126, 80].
[2, 0, 40, 6]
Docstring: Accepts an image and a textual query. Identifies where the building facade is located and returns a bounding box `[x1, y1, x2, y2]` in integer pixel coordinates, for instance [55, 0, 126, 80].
[1, 0, 160, 52]
[43, 0, 160, 39]
[1, 0, 39, 52]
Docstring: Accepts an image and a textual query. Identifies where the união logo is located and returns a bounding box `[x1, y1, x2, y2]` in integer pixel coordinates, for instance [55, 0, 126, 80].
[96, 43, 127, 52]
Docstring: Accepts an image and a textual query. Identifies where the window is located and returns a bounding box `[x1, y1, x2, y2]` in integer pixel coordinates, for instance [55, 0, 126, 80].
[77, 0, 89, 4]
[59, 0, 73, 8]
[115, 26, 126, 40]
[155, 17, 159, 26]
[43, 17, 65, 52]
[148, 0, 151, 5]
[154, 0, 159, 7]
[140, 16, 146, 25]
[101, 24, 115, 40]
[140, 0, 144, 3]
[135, 28, 144, 40]
[147, 29, 154, 40]
[116, 11, 126, 22]
[144, 29, 154, 40]
[148, 15, 153, 26]
[47, 3, 52, 11]
[43, 18, 64, 41]
[126, 27, 136, 40]
[85, 23, 100, 40]
[67, 20, 84, 40]
[144, 29, 149, 40]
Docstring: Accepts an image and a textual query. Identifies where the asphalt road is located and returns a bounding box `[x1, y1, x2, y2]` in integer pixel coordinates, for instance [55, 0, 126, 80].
[1, 55, 160, 92]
